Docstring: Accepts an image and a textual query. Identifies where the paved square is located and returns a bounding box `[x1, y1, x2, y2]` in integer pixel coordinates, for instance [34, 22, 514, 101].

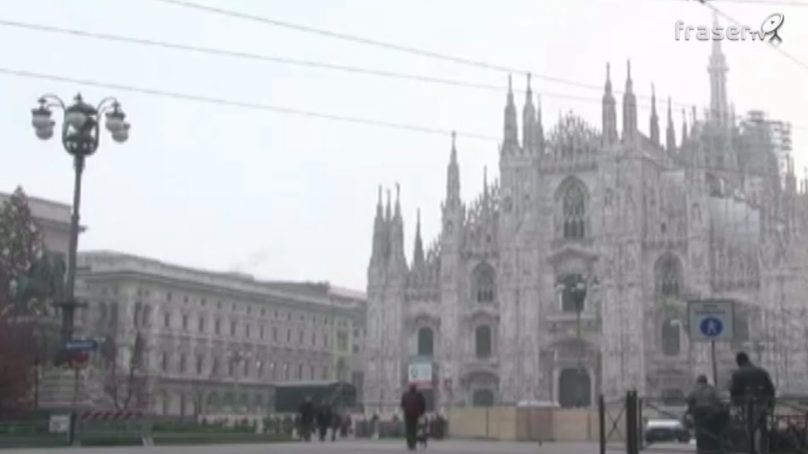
[5, 439, 695, 454]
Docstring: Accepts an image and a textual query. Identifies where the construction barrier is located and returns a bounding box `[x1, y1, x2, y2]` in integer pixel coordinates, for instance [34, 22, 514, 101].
[598, 392, 633, 453]
[0, 418, 70, 448]
[76, 410, 153, 446]
[80, 410, 144, 421]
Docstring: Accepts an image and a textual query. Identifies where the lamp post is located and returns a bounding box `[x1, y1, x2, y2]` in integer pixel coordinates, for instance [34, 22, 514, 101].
[230, 350, 253, 415]
[31, 93, 130, 344]
[574, 282, 586, 408]
[559, 276, 589, 407]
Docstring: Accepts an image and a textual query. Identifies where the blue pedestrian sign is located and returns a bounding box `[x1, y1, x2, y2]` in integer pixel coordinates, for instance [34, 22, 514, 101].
[688, 300, 735, 342]
[700, 317, 723, 338]
[64, 339, 98, 352]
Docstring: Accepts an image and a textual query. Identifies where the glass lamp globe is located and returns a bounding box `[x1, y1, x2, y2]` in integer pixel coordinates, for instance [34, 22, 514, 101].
[105, 109, 125, 133]
[31, 106, 53, 130]
[35, 121, 55, 140]
[65, 110, 88, 129]
[112, 122, 130, 143]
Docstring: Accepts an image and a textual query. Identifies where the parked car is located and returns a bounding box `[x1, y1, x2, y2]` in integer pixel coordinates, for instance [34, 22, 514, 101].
[644, 419, 691, 443]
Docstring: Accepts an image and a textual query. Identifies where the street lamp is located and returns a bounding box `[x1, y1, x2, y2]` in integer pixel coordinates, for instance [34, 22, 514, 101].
[556, 275, 595, 407]
[31, 93, 130, 344]
[570, 279, 587, 407]
[230, 351, 253, 414]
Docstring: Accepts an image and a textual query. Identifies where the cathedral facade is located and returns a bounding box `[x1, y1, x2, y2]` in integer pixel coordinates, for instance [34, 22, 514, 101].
[364, 38, 808, 412]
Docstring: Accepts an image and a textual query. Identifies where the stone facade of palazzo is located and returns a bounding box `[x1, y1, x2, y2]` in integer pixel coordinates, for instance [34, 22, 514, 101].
[75, 251, 366, 416]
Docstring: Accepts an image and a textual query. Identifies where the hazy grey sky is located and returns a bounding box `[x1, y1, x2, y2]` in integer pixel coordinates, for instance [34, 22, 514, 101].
[2, 0, 806, 290]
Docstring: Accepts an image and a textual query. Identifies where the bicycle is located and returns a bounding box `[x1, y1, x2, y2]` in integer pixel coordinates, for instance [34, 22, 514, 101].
[741, 393, 772, 454]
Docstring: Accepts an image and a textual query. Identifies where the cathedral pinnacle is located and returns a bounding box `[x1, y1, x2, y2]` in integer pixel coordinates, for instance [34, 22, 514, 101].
[602, 62, 618, 146]
[370, 184, 388, 265]
[536, 93, 544, 152]
[708, 11, 729, 126]
[523, 73, 537, 153]
[376, 185, 383, 216]
[483, 166, 489, 200]
[394, 183, 401, 218]
[681, 109, 688, 145]
[650, 83, 660, 147]
[622, 59, 638, 142]
[503, 74, 519, 151]
[626, 60, 633, 88]
[665, 96, 676, 153]
[446, 131, 461, 206]
[385, 188, 392, 221]
[413, 208, 424, 269]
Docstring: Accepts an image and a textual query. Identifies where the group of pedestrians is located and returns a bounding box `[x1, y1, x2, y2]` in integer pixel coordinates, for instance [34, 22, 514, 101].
[297, 396, 351, 442]
[685, 351, 776, 454]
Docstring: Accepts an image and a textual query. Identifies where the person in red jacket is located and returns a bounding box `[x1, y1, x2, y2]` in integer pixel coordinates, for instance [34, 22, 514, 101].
[400, 385, 426, 450]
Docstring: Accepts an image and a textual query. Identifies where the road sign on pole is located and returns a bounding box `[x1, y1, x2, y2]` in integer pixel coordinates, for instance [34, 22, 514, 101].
[688, 299, 735, 342]
[688, 299, 735, 387]
[64, 339, 98, 352]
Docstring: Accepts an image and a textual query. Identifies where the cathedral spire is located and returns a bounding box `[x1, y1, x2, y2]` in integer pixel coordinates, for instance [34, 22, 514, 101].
[394, 183, 401, 219]
[708, 11, 729, 126]
[622, 60, 638, 142]
[385, 188, 391, 221]
[412, 208, 424, 269]
[602, 62, 618, 146]
[483, 166, 489, 201]
[786, 156, 797, 194]
[389, 184, 406, 269]
[503, 74, 519, 152]
[446, 131, 461, 208]
[650, 83, 660, 147]
[536, 94, 545, 153]
[376, 185, 383, 217]
[370, 185, 387, 264]
[681, 109, 688, 145]
[665, 97, 676, 153]
[803, 167, 808, 195]
[522, 74, 537, 153]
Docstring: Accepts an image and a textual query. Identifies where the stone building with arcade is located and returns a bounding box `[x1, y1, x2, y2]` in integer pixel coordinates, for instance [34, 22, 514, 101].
[364, 35, 808, 412]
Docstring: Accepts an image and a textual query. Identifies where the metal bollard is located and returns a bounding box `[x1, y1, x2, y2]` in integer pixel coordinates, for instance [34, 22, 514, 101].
[599, 394, 606, 454]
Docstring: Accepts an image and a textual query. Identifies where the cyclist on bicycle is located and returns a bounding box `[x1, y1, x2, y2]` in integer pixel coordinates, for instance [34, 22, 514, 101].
[730, 352, 775, 453]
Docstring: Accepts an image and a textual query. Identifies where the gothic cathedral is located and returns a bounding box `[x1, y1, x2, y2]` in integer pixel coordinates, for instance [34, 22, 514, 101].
[364, 35, 808, 412]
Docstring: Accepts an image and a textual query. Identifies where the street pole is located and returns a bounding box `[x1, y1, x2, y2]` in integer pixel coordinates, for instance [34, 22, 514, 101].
[232, 355, 240, 416]
[711, 340, 718, 388]
[577, 297, 584, 407]
[61, 155, 85, 342]
[573, 279, 586, 408]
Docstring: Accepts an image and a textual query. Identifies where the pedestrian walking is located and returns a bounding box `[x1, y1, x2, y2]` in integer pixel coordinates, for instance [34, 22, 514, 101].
[686, 375, 725, 453]
[298, 396, 315, 442]
[340, 412, 351, 437]
[316, 401, 332, 442]
[730, 352, 775, 453]
[330, 408, 341, 441]
[400, 385, 426, 451]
